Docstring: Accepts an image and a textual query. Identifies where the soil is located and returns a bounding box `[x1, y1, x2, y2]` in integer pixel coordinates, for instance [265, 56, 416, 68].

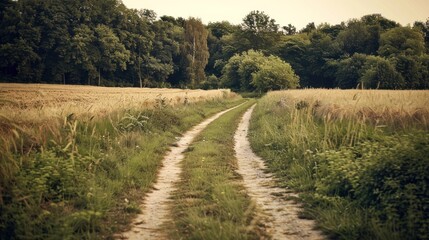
[118, 103, 243, 240]
[234, 104, 325, 240]
[119, 103, 324, 239]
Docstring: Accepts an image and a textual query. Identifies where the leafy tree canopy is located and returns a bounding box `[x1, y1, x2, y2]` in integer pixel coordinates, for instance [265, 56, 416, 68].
[221, 49, 299, 92]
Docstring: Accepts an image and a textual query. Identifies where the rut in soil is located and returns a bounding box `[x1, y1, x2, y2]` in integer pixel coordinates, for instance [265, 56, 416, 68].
[119, 103, 243, 240]
[234, 104, 325, 240]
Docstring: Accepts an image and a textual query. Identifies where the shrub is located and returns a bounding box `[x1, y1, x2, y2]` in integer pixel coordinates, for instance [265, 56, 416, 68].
[315, 132, 429, 239]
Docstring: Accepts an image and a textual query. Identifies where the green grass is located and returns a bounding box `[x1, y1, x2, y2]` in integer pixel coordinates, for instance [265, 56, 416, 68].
[248, 94, 429, 239]
[169, 100, 267, 240]
[0, 97, 246, 239]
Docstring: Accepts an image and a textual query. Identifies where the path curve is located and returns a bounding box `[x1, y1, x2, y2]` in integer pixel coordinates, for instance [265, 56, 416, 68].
[234, 104, 324, 240]
[119, 103, 244, 240]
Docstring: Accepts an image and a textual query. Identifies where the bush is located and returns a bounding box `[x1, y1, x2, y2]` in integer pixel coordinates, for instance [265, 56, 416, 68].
[221, 50, 299, 92]
[315, 132, 429, 239]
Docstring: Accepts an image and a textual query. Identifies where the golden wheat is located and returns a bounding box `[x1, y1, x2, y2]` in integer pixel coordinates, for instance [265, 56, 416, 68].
[0, 83, 233, 124]
[267, 89, 429, 128]
[0, 83, 235, 148]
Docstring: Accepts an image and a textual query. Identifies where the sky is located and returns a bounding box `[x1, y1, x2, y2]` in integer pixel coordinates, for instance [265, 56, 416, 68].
[121, 0, 428, 30]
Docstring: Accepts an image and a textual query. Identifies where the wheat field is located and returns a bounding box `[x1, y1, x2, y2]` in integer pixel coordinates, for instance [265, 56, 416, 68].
[269, 89, 429, 128]
[0, 83, 232, 123]
[0, 83, 235, 148]
[0, 83, 233, 136]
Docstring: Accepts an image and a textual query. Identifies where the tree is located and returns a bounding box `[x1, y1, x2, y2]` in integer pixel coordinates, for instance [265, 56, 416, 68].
[283, 24, 297, 35]
[220, 53, 241, 90]
[93, 25, 130, 85]
[337, 20, 373, 55]
[237, 50, 267, 91]
[251, 55, 299, 91]
[360, 57, 405, 89]
[275, 35, 310, 84]
[418, 54, 429, 89]
[302, 31, 341, 87]
[242, 10, 278, 34]
[318, 23, 346, 38]
[70, 25, 98, 84]
[300, 22, 316, 34]
[361, 14, 399, 31]
[0, 0, 42, 82]
[182, 17, 209, 88]
[205, 21, 240, 77]
[413, 19, 429, 52]
[335, 53, 368, 88]
[378, 27, 426, 57]
[221, 50, 299, 92]
[208, 21, 237, 39]
[238, 10, 281, 51]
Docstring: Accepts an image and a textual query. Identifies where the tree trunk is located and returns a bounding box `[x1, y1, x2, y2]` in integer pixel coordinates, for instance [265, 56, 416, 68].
[98, 68, 101, 86]
[192, 35, 196, 64]
[138, 53, 143, 88]
[192, 35, 196, 87]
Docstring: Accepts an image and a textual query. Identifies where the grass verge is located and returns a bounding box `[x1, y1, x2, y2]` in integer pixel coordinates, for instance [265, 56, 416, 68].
[0, 96, 245, 239]
[248, 93, 429, 239]
[169, 100, 267, 240]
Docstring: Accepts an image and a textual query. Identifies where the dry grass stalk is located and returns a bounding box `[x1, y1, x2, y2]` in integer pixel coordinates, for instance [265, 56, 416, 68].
[0, 83, 234, 151]
[268, 89, 429, 129]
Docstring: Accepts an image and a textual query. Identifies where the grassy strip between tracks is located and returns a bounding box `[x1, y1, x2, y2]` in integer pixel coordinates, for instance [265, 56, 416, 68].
[169, 99, 269, 240]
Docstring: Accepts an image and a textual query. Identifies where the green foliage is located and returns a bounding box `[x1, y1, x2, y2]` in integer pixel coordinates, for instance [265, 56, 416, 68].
[222, 50, 299, 92]
[170, 100, 264, 239]
[360, 56, 405, 89]
[118, 112, 149, 132]
[238, 10, 281, 52]
[201, 74, 220, 89]
[336, 54, 405, 89]
[251, 55, 299, 91]
[335, 54, 365, 88]
[0, 97, 245, 239]
[378, 27, 426, 57]
[0, 2, 428, 89]
[316, 133, 429, 239]
[249, 95, 429, 239]
[337, 20, 373, 55]
[182, 17, 209, 88]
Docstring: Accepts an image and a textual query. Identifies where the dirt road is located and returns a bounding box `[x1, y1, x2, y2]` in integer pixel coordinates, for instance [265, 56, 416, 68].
[119, 103, 243, 240]
[234, 104, 324, 240]
[120, 103, 324, 239]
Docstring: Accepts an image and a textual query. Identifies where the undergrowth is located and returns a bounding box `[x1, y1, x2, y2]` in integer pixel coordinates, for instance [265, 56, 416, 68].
[249, 93, 429, 239]
[0, 96, 245, 239]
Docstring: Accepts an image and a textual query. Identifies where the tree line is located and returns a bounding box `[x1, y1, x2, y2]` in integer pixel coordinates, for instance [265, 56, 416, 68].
[1, 0, 428, 90]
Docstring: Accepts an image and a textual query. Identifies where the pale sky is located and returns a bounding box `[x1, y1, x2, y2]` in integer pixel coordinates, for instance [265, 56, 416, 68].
[121, 0, 428, 29]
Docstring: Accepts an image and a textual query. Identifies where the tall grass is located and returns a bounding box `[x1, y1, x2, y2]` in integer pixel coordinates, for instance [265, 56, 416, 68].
[0, 84, 241, 239]
[249, 89, 429, 239]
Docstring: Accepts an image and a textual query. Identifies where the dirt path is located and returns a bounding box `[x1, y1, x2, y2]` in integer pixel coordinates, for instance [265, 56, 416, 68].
[119, 103, 244, 240]
[234, 104, 324, 240]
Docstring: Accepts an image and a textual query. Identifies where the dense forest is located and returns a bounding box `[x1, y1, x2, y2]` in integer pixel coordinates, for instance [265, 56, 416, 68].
[1, 0, 428, 90]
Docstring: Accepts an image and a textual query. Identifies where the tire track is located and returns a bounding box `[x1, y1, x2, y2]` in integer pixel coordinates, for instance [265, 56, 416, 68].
[234, 104, 324, 240]
[119, 103, 244, 240]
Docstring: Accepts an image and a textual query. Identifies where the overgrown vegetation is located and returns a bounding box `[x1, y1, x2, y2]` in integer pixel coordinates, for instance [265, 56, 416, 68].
[249, 90, 429, 239]
[1, 1, 428, 90]
[169, 100, 267, 239]
[0, 93, 244, 239]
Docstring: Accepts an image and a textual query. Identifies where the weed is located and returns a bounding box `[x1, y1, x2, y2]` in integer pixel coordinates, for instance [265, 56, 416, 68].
[249, 89, 429, 239]
[0, 84, 243, 239]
